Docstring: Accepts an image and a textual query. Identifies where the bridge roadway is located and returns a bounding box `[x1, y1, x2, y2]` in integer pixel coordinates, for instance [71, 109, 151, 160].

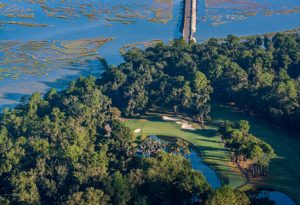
[182, 0, 197, 43]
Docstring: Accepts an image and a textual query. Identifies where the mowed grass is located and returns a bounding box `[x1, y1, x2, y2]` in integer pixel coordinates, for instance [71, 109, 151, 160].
[124, 105, 300, 205]
[123, 113, 248, 189]
[211, 105, 300, 204]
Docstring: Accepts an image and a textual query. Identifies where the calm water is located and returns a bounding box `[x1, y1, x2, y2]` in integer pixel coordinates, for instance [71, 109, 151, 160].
[149, 135, 221, 188]
[255, 190, 296, 205]
[0, 0, 182, 108]
[187, 151, 296, 205]
[186, 149, 221, 189]
[196, 0, 300, 41]
[150, 136, 295, 204]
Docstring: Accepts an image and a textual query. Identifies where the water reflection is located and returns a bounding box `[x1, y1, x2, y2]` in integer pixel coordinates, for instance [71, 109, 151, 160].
[251, 190, 296, 205]
[149, 135, 221, 189]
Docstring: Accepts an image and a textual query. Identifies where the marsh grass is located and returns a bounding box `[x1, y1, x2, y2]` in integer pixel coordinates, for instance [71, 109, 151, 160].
[0, 37, 112, 80]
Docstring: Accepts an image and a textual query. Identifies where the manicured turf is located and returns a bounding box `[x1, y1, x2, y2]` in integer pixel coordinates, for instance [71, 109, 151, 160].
[123, 112, 248, 189]
[211, 105, 300, 204]
[124, 105, 300, 205]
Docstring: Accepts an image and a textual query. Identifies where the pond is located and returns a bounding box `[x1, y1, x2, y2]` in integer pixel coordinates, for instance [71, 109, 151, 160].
[149, 135, 222, 188]
[149, 135, 296, 205]
[186, 149, 221, 189]
[253, 190, 296, 205]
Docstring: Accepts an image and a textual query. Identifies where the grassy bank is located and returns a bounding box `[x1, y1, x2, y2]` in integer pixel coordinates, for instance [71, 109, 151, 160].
[123, 105, 300, 204]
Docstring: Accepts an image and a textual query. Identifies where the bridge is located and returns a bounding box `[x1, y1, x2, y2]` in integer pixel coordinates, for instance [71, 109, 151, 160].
[182, 0, 197, 43]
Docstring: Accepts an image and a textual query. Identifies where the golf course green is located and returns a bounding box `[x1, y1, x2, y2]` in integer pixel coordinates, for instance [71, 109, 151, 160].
[123, 104, 300, 204]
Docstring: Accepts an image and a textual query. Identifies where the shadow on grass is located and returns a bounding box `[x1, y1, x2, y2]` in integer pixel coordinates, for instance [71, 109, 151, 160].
[205, 156, 230, 163]
[141, 115, 166, 122]
[196, 138, 220, 144]
[196, 145, 227, 152]
[185, 128, 219, 138]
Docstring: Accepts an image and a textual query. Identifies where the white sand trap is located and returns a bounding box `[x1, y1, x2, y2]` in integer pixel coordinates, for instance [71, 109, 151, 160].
[181, 123, 196, 130]
[162, 116, 179, 121]
[173, 120, 196, 131]
[177, 121, 196, 130]
[134, 129, 142, 133]
[163, 116, 196, 130]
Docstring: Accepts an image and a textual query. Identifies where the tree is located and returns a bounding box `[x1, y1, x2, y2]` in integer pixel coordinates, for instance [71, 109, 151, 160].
[219, 120, 275, 177]
[106, 171, 131, 205]
[11, 171, 40, 204]
[67, 188, 110, 205]
[206, 186, 249, 205]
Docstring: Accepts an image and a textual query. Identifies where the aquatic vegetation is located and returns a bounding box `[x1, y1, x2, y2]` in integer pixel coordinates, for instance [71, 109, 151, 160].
[0, 0, 182, 108]
[0, 0, 174, 30]
[264, 7, 300, 16]
[105, 17, 135, 25]
[149, 0, 174, 23]
[0, 3, 7, 9]
[204, 0, 300, 26]
[0, 21, 47, 27]
[0, 37, 112, 80]
[0, 3, 35, 20]
[120, 39, 162, 55]
[5, 13, 35, 19]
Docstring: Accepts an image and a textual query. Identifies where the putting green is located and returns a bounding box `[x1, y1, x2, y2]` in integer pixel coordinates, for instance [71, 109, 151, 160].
[124, 104, 300, 205]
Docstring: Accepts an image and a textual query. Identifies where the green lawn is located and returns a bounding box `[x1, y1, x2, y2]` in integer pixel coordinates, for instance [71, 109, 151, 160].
[123, 112, 248, 189]
[124, 105, 300, 205]
[211, 105, 300, 204]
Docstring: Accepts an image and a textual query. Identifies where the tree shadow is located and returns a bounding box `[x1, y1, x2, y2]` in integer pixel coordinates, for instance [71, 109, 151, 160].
[196, 138, 220, 144]
[196, 145, 227, 152]
[185, 128, 219, 138]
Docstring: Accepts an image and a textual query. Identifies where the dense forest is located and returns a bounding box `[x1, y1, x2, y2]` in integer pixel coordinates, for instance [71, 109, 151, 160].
[101, 33, 300, 131]
[0, 77, 250, 205]
[1, 33, 299, 204]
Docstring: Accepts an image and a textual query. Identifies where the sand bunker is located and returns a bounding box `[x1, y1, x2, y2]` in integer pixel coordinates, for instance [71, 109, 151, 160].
[162, 116, 179, 121]
[176, 121, 196, 131]
[162, 116, 196, 131]
[134, 128, 142, 133]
